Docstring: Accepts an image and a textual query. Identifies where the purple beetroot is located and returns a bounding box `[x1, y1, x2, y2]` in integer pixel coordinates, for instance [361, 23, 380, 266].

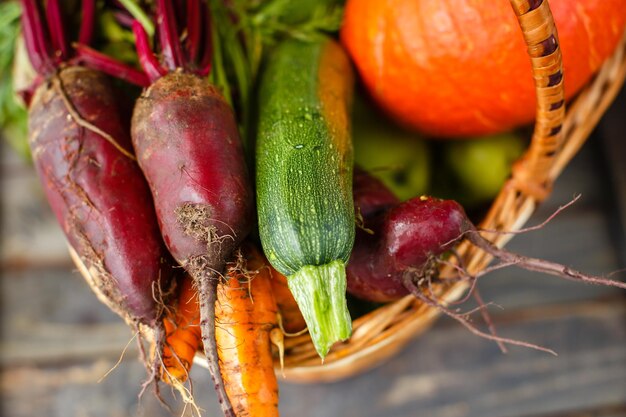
[79, 1, 253, 414]
[348, 169, 626, 304]
[21, 0, 175, 330]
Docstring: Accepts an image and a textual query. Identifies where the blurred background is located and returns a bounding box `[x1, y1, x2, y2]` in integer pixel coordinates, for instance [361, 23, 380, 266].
[0, 86, 624, 417]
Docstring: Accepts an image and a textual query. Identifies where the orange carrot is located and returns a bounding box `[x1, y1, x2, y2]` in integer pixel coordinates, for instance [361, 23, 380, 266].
[160, 274, 202, 385]
[268, 267, 307, 334]
[216, 244, 280, 417]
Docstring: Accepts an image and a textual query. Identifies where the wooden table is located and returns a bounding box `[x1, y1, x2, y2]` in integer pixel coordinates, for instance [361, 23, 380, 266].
[1, 89, 624, 417]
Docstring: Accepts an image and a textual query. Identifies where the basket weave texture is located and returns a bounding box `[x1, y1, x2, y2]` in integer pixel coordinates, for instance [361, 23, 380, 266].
[272, 0, 626, 382]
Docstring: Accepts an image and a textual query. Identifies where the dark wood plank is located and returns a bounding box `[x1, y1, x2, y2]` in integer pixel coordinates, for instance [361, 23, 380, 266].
[2, 297, 622, 417]
[0, 360, 184, 417]
[519, 403, 626, 417]
[0, 162, 72, 269]
[0, 268, 137, 366]
[277, 300, 626, 417]
[1, 260, 623, 417]
[598, 84, 626, 267]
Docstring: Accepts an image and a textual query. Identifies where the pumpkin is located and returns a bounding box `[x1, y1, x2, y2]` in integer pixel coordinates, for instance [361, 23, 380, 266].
[340, 0, 626, 138]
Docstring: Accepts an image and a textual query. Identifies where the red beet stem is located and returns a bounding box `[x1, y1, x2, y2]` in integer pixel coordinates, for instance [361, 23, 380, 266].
[197, 3, 213, 76]
[74, 44, 150, 87]
[173, 0, 186, 31]
[46, 0, 69, 60]
[78, 0, 96, 45]
[132, 20, 167, 83]
[20, 0, 55, 74]
[156, 0, 185, 70]
[186, 0, 202, 65]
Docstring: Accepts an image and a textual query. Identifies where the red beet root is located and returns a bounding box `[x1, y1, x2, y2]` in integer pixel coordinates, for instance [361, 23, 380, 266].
[22, 0, 175, 328]
[348, 222, 410, 302]
[122, 2, 252, 414]
[74, 2, 250, 411]
[348, 169, 626, 352]
[353, 167, 399, 218]
[349, 169, 405, 302]
[348, 170, 626, 305]
[132, 73, 251, 269]
[348, 193, 468, 302]
[383, 197, 467, 271]
[29, 67, 175, 326]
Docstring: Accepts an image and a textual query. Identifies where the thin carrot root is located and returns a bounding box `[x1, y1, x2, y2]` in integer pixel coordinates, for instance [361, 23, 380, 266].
[170, 378, 203, 417]
[140, 324, 174, 412]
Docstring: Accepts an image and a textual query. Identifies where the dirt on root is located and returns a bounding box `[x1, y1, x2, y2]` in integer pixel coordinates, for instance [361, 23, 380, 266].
[176, 203, 220, 244]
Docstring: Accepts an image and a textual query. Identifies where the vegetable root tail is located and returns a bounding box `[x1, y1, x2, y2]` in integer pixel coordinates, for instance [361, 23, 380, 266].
[138, 324, 176, 414]
[401, 274, 557, 355]
[464, 227, 626, 290]
[197, 271, 236, 417]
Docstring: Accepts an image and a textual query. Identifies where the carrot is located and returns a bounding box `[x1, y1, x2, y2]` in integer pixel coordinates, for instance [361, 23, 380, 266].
[268, 267, 306, 335]
[160, 274, 202, 385]
[216, 244, 280, 417]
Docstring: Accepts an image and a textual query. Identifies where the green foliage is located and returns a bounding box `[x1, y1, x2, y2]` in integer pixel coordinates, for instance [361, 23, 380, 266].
[0, 1, 29, 159]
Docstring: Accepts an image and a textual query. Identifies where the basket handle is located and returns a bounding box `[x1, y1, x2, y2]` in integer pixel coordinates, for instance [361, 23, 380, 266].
[509, 0, 565, 201]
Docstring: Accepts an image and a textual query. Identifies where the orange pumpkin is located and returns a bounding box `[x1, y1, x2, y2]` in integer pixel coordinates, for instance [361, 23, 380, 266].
[340, 0, 626, 137]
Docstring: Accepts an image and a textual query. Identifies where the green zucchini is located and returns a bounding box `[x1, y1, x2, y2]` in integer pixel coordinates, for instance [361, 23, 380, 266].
[256, 36, 355, 358]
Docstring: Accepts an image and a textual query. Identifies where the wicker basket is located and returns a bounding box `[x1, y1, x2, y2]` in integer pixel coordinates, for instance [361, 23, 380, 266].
[262, 0, 626, 383]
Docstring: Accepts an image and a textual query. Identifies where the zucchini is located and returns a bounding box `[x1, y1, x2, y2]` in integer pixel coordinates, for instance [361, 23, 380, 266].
[256, 36, 355, 357]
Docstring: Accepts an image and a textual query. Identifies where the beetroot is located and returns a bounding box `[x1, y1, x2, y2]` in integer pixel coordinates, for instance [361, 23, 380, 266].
[353, 167, 399, 218]
[347, 196, 465, 302]
[348, 170, 626, 303]
[131, 72, 251, 416]
[80, 2, 253, 414]
[383, 197, 467, 271]
[348, 169, 626, 352]
[349, 169, 405, 302]
[22, 0, 175, 328]
[132, 73, 251, 271]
